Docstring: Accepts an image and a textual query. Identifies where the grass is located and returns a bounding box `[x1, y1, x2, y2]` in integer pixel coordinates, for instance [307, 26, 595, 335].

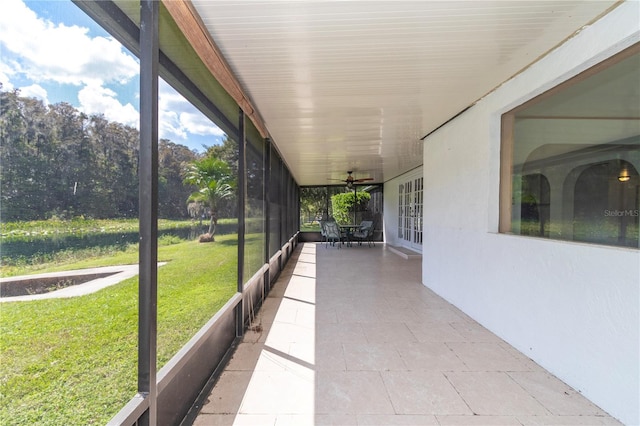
[0, 218, 242, 277]
[0, 234, 238, 425]
[0, 244, 140, 277]
[1, 234, 190, 277]
[300, 222, 321, 232]
[0, 218, 200, 240]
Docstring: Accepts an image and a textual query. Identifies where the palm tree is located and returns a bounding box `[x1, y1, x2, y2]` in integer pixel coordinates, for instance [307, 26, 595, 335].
[183, 157, 234, 241]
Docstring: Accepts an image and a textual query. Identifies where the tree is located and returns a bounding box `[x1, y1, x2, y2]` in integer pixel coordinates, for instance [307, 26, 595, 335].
[300, 187, 328, 223]
[183, 156, 235, 241]
[205, 137, 238, 177]
[0, 89, 199, 221]
[204, 136, 238, 218]
[159, 139, 197, 218]
[331, 190, 371, 224]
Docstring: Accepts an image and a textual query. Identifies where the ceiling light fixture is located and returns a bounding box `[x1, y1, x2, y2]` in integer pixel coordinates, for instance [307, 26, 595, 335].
[618, 166, 631, 182]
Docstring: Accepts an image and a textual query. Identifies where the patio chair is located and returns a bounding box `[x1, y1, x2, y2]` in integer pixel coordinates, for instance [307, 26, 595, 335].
[323, 221, 342, 248]
[318, 220, 328, 244]
[351, 220, 374, 247]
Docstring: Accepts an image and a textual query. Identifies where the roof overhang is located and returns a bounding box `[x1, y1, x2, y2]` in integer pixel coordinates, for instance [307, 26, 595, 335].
[75, 0, 622, 186]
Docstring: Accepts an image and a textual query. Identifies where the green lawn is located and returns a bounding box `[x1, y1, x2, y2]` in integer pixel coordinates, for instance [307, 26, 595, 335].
[0, 234, 238, 425]
[0, 217, 243, 277]
[300, 221, 321, 232]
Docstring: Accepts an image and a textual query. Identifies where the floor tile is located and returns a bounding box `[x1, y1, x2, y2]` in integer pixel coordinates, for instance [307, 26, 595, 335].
[415, 294, 460, 310]
[405, 322, 467, 343]
[275, 414, 357, 425]
[450, 321, 504, 342]
[264, 322, 314, 346]
[283, 274, 316, 303]
[383, 296, 419, 310]
[446, 371, 549, 415]
[293, 303, 316, 328]
[270, 296, 315, 328]
[314, 307, 338, 323]
[375, 305, 422, 322]
[335, 306, 381, 323]
[437, 415, 522, 425]
[357, 414, 439, 425]
[343, 342, 407, 371]
[229, 414, 278, 425]
[292, 261, 316, 279]
[315, 371, 395, 415]
[518, 415, 623, 425]
[238, 369, 314, 415]
[270, 297, 301, 324]
[316, 322, 367, 344]
[362, 322, 417, 344]
[194, 243, 619, 426]
[286, 341, 315, 366]
[381, 371, 473, 415]
[509, 372, 607, 416]
[498, 343, 545, 372]
[312, 341, 348, 371]
[411, 308, 468, 324]
[447, 342, 532, 371]
[395, 341, 467, 371]
[296, 252, 316, 264]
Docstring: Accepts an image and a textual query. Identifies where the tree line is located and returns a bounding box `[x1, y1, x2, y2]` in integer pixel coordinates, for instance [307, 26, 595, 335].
[0, 88, 236, 222]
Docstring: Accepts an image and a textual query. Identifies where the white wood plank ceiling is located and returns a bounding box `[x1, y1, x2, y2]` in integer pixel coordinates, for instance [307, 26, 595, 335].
[189, 0, 619, 186]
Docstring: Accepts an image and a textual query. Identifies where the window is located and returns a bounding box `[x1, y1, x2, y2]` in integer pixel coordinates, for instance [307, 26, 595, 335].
[500, 44, 640, 248]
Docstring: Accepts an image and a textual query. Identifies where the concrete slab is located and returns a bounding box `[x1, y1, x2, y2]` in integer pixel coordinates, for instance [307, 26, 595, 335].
[1, 263, 165, 302]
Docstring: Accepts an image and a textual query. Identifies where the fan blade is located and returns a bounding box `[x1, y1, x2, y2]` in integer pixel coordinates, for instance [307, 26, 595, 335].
[354, 178, 374, 182]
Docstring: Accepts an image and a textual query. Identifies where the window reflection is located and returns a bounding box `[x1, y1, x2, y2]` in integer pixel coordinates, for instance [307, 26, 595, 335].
[503, 45, 640, 248]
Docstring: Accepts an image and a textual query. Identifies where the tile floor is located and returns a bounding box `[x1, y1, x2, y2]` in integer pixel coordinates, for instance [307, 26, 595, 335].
[193, 243, 621, 426]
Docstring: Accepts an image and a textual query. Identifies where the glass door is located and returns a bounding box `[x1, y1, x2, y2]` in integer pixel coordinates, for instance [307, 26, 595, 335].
[398, 177, 423, 251]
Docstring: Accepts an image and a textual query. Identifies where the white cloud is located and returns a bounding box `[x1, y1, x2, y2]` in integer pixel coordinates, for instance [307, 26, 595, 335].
[159, 80, 225, 141]
[19, 83, 49, 105]
[0, 70, 14, 91]
[78, 83, 138, 128]
[160, 109, 188, 141]
[0, 0, 223, 146]
[180, 111, 226, 137]
[1, 0, 139, 128]
[0, 0, 138, 87]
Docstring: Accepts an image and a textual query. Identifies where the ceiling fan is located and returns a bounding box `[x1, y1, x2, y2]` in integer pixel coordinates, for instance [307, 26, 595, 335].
[332, 171, 374, 188]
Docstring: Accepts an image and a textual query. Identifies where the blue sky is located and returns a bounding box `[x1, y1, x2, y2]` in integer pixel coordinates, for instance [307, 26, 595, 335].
[0, 0, 225, 152]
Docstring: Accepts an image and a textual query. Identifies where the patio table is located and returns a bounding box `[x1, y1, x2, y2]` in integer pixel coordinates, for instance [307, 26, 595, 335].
[339, 224, 360, 247]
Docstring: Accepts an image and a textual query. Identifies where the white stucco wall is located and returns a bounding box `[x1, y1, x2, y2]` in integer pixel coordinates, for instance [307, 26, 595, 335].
[383, 174, 401, 246]
[420, 3, 640, 424]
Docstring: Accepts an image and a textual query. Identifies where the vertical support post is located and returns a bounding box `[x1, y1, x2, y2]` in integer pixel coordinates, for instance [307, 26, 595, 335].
[138, 1, 158, 424]
[353, 186, 357, 224]
[236, 108, 246, 337]
[325, 186, 330, 220]
[278, 158, 290, 248]
[264, 139, 272, 292]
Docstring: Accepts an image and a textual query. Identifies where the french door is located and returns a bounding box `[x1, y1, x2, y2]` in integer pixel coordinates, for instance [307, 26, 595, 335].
[398, 177, 423, 251]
